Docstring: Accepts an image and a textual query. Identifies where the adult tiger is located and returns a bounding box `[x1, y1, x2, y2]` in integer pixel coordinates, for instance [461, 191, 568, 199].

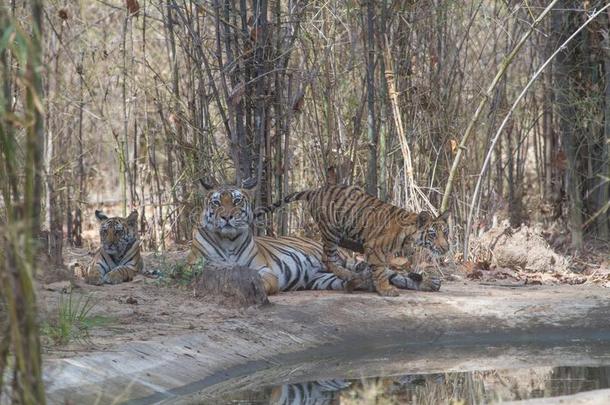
[83, 210, 143, 285]
[187, 182, 431, 295]
[255, 184, 447, 296]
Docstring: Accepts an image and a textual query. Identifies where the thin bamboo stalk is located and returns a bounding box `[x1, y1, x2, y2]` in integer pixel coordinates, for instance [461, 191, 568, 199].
[463, 4, 610, 258]
[383, 37, 435, 214]
[440, 0, 560, 213]
[0, 3, 46, 402]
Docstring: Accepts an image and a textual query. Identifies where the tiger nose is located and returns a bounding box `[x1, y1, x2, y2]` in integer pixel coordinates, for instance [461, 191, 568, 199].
[439, 236, 449, 252]
[221, 214, 233, 221]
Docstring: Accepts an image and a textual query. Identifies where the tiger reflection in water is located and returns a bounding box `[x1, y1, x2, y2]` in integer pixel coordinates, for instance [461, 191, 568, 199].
[263, 374, 446, 404]
[269, 380, 349, 404]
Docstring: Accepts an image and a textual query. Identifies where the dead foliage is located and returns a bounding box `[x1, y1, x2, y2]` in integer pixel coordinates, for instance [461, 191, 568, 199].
[476, 221, 569, 274]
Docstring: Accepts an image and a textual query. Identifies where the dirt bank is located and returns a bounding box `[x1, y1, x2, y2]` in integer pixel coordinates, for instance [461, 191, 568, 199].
[41, 276, 610, 404]
[504, 389, 610, 405]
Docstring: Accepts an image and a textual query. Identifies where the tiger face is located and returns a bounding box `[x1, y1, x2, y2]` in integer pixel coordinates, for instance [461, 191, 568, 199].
[95, 210, 139, 258]
[414, 211, 450, 256]
[203, 186, 253, 238]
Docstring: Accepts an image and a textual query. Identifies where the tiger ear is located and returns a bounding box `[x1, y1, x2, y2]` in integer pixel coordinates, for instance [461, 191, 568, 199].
[438, 210, 450, 221]
[95, 210, 109, 222]
[417, 211, 432, 228]
[326, 166, 338, 186]
[199, 179, 216, 191]
[241, 177, 257, 190]
[127, 210, 138, 227]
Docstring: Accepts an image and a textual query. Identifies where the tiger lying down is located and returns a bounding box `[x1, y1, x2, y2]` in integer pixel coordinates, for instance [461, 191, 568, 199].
[81, 183, 442, 296]
[256, 184, 448, 296]
[187, 182, 439, 295]
[83, 210, 143, 285]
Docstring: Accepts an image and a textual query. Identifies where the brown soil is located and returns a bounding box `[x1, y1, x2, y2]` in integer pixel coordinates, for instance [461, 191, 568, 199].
[36, 239, 610, 404]
[39, 235, 610, 358]
[39, 247, 241, 355]
[42, 275, 610, 404]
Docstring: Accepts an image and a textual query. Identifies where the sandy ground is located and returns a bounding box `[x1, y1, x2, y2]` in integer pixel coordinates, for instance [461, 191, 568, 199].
[41, 249, 214, 353]
[504, 389, 610, 405]
[37, 247, 610, 404]
[34, 243, 610, 404]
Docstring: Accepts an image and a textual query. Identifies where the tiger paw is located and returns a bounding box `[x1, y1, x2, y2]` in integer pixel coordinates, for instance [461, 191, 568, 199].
[84, 269, 104, 286]
[104, 271, 125, 285]
[345, 274, 373, 293]
[376, 285, 400, 297]
[417, 276, 441, 292]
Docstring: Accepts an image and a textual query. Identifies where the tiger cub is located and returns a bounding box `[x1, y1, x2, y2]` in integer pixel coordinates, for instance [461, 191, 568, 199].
[256, 185, 448, 296]
[84, 210, 143, 285]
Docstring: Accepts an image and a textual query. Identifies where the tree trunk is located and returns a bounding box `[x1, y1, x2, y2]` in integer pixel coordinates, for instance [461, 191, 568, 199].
[553, 1, 583, 249]
[378, 0, 390, 202]
[597, 10, 610, 239]
[253, 0, 269, 207]
[195, 261, 269, 307]
[44, 21, 63, 266]
[364, 0, 378, 196]
[74, 52, 85, 248]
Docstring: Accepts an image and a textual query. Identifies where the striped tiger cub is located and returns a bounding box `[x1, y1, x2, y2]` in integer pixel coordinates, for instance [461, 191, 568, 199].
[84, 210, 143, 285]
[187, 181, 427, 295]
[256, 184, 448, 296]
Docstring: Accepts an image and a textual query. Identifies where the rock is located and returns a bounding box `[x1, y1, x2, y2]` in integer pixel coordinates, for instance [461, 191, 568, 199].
[194, 261, 269, 308]
[44, 281, 72, 293]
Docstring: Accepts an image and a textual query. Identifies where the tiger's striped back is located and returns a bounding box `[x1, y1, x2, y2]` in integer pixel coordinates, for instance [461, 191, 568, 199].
[84, 210, 143, 285]
[257, 184, 449, 255]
